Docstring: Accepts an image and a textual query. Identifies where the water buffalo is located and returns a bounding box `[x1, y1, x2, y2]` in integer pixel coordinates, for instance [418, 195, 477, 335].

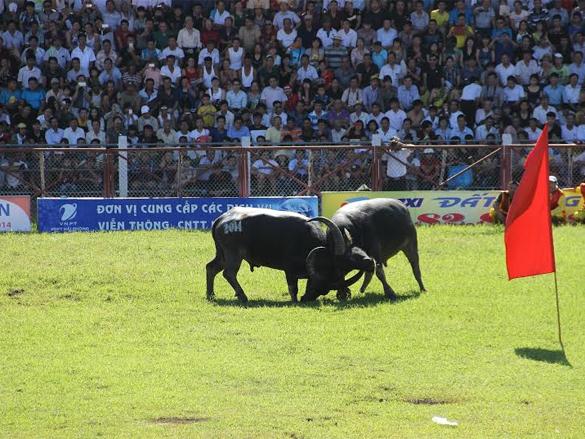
[327, 198, 426, 301]
[206, 207, 376, 303]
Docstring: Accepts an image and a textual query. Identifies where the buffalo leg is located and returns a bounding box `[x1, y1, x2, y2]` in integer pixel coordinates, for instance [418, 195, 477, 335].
[301, 278, 317, 302]
[206, 257, 223, 300]
[375, 264, 397, 301]
[222, 256, 248, 303]
[403, 239, 426, 292]
[285, 271, 298, 303]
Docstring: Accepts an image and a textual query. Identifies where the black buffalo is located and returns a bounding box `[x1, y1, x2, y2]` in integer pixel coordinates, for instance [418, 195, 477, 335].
[206, 207, 375, 303]
[325, 198, 425, 301]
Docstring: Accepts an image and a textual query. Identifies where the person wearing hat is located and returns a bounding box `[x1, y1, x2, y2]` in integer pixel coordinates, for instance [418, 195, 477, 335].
[13, 123, 28, 145]
[138, 105, 159, 132]
[324, 33, 348, 69]
[549, 175, 565, 211]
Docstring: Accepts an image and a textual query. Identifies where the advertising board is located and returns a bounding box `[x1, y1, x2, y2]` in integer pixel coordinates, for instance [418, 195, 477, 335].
[37, 197, 318, 232]
[322, 190, 583, 224]
[0, 196, 32, 232]
[322, 191, 502, 225]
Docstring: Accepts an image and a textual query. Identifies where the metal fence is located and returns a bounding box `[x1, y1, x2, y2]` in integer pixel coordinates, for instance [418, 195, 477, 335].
[1, 143, 583, 200]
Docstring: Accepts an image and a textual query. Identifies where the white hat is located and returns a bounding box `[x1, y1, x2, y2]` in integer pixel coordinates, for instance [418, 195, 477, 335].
[423, 148, 435, 154]
[141, 105, 150, 114]
[549, 175, 558, 183]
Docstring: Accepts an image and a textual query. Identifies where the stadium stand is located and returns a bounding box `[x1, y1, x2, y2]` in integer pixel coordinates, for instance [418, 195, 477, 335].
[0, 0, 584, 197]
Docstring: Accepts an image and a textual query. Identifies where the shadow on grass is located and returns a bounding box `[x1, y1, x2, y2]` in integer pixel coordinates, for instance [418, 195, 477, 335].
[514, 347, 572, 367]
[211, 290, 422, 309]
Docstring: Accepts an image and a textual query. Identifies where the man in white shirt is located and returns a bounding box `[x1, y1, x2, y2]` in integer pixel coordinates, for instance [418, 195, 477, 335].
[377, 117, 398, 143]
[45, 117, 64, 144]
[524, 118, 543, 142]
[514, 50, 540, 85]
[569, 51, 585, 85]
[495, 54, 516, 86]
[338, 20, 357, 48]
[161, 37, 185, 66]
[563, 73, 581, 106]
[276, 18, 297, 49]
[260, 76, 287, 110]
[211, 1, 232, 26]
[273, 2, 300, 30]
[17, 57, 42, 88]
[70, 34, 96, 71]
[561, 113, 579, 142]
[460, 76, 482, 127]
[385, 99, 407, 131]
[296, 55, 319, 82]
[316, 21, 337, 48]
[503, 76, 525, 104]
[177, 17, 202, 53]
[198, 41, 220, 66]
[379, 52, 404, 87]
[63, 119, 85, 145]
[160, 55, 182, 84]
[383, 143, 412, 190]
[475, 116, 499, 141]
[532, 96, 558, 124]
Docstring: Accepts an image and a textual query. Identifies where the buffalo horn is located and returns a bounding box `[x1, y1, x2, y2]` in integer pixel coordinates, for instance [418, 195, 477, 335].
[308, 217, 345, 255]
[343, 270, 364, 288]
[360, 271, 374, 293]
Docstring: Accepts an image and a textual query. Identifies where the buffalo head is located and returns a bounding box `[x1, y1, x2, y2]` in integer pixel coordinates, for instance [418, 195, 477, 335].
[301, 216, 376, 301]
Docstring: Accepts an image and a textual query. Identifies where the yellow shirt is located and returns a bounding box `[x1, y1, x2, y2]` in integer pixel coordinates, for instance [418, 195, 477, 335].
[430, 9, 449, 28]
[197, 104, 217, 128]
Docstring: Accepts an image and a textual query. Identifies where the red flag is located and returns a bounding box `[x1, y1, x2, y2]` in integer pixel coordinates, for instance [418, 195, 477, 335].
[505, 125, 556, 280]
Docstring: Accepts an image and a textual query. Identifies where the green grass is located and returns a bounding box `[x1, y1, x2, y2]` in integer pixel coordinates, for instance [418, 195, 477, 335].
[1, 226, 584, 438]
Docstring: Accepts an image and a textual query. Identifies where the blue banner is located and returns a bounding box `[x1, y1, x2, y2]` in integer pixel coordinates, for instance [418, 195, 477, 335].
[37, 197, 319, 233]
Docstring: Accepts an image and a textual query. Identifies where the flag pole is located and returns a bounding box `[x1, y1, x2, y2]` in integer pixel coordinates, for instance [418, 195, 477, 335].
[553, 271, 564, 351]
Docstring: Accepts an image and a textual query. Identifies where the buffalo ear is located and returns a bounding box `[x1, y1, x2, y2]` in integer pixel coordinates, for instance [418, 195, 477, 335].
[306, 246, 334, 280]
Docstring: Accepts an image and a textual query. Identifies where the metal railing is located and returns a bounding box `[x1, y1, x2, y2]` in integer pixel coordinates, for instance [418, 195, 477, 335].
[0, 143, 583, 200]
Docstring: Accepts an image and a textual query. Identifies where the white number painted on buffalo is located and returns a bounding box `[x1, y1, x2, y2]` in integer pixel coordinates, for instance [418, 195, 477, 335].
[223, 220, 242, 234]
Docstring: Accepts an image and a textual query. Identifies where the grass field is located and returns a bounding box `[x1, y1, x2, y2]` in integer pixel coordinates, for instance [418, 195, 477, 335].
[1, 225, 584, 438]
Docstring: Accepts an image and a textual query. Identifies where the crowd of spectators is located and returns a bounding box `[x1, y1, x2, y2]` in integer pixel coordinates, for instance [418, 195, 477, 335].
[1, 0, 585, 194]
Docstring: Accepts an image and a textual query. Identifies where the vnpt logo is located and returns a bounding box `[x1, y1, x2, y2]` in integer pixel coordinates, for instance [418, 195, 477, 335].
[59, 203, 78, 222]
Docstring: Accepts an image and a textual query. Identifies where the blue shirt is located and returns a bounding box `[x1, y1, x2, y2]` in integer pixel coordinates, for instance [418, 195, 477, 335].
[0, 88, 21, 105]
[543, 84, 565, 106]
[227, 126, 250, 140]
[371, 49, 388, 69]
[449, 8, 473, 25]
[21, 88, 45, 110]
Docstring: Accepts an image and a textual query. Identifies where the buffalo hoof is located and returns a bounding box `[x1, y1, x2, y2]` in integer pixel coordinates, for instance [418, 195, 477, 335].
[206, 292, 215, 301]
[385, 290, 397, 302]
[336, 288, 351, 301]
[236, 293, 249, 304]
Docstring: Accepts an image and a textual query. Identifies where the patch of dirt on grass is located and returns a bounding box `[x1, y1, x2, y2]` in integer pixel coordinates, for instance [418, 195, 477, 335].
[6, 288, 25, 297]
[60, 293, 81, 301]
[404, 397, 455, 405]
[151, 417, 210, 425]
